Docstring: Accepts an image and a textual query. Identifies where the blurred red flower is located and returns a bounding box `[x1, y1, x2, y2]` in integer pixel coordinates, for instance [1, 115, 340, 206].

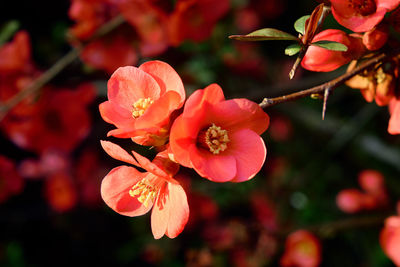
[2, 83, 95, 154]
[388, 98, 400, 135]
[301, 29, 365, 72]
[330, 0, 400, 32]
[280, 230, 322, 267]
[169, 84, 269, 182]
[100, 141, 189, 239]
[380, 215, 400, 266]
[0, 155, 24, 203]
[99, 60, 185, 146]
[168, 0, 230, 46]
[45, 172, 78, 213]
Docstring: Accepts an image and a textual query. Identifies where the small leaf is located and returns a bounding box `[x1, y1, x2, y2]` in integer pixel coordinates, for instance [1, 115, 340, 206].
[285, 43, 302, 56]
[294, 15, 310, 35]
[0, 20, 20, 46]
[311, 40, 348, 51]
[229, 28, 299, 41]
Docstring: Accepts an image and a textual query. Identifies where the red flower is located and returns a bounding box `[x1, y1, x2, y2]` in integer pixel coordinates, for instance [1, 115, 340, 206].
[336, 188, 367, 213]
[169, 84, 269, 182]
[280, 230, 322, 267]
[45, 172, 78, 213]
[0, 31, 31, 73]
[2, 84, 95, 154]
[99, 60, 186, 146]
[362, 24, 388, 51]
[0, 155, 24, 203]
[100, 141, 189, 239]
[81, 36, 138, 74]
[388, 98, 400, 135]
[330, 0, 400, 32]
[114, 0, 169, 57]
[168, 0, 230, 46]
[301, 29, 365, 72]
[380, 215, 400, 266]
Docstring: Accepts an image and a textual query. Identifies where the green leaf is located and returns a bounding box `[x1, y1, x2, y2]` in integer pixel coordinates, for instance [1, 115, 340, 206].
[229, 28, 299, 41]
[311, 40, 348, 51]
[294, 15, 310, 35]
[0, 20, 20, 46]
[285, 43, 302, 56]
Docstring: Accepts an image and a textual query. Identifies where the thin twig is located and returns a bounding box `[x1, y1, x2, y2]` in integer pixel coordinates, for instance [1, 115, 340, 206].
[260, 50, 399, 109]
[0, 15, 125, 122]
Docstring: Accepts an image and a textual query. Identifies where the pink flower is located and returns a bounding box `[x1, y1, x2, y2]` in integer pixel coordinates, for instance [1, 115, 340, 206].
[301, 29, 365, 72]
[100, 140, 189, 239]
[169, 84, 269, 182]
[99, 60, 186, 146]
[388, 98, 400, 135]
[330, 0, 400, 32]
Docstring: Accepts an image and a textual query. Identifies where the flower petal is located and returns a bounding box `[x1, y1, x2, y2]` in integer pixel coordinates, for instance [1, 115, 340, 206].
[100, 140, 139, 167]
[107, 66, 161, 111]
[388, 99, 400, 135]
[139, 60, 185, 100]
[228, 129, 267, 182]
[209, 98, 270, 135]
[101, 166, 152, 216]
[151, 182, 189, 239]
[99, 101, 133, 128]
[189, 145, 237, 182]
[183, 84, 225, 119]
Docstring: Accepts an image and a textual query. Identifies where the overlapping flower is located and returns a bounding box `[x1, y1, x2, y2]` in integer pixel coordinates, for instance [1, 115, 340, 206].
[99, 60, 270, 238]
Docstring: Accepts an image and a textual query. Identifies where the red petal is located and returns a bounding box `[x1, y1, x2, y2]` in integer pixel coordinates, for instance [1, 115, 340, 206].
[101, 166, 152, 216]
[228, 129, 267, 182]
[139, 60, 185, 100]
[388, 100, 400, 135]
[107, 66, 161, 111]
[100, 140, 139, 167]
[210, 98, 269, 135]
[151, 182, 189, 239]
[189, 145, 237, 182]
[99, 100, 133, 128]
[183, 84, 225, 118]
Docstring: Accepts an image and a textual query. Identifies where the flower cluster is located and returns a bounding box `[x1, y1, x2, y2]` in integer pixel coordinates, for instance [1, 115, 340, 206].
[99, 60, 270, 238]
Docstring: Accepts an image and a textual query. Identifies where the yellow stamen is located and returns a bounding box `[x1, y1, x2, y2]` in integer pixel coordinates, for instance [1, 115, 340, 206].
[199, 124, 230, 155]
[132, 98, 154, 118]
[129, 178, 158, 207]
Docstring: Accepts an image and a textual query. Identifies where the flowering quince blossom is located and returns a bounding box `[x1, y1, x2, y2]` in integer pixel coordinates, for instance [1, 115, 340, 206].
[330, 0, 400, 32]
[169, 83, 269, 182]
[280, 230, 322, 267]
[99, 60, 185, 146]
[380, 214, 400, 266]
[301, 29, 365, 72]
[100, 141, 189, 239]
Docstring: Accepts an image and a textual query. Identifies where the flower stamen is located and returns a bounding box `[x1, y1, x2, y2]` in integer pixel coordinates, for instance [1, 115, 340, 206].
[129, 178, 158, 207]
[198, 123, 230, 155]
[132, 98, 154, 118]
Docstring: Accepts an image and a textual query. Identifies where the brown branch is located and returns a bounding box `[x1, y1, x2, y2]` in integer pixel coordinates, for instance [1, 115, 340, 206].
[0, 15, 125, 122]
[260, 50, 399, 109]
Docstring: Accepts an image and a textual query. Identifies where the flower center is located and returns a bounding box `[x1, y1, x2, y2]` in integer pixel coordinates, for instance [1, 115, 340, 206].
[348, 0, 377, 16]
[198, 124, 230, 155]
[129, 178, 158, 207]
[132, 97, 154, 118]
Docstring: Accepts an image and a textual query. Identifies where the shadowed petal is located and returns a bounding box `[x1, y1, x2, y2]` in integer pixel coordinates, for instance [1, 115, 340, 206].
[101, 166, 152, 217]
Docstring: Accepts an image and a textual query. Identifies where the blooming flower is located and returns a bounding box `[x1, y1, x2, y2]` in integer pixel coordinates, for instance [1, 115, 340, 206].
[280, 230, 322, 267]
[345, 60, 396, 106]
[380, 215, 400, 266]
[330, 0, 400, 32]
[99, 60, 186, 146]
[169, 83, 269, 182]
[100, 140, 189, 239]
[301, 29, 365, 72]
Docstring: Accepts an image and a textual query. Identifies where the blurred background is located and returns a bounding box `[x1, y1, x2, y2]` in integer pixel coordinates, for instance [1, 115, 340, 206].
[0, 0, 399, 266]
